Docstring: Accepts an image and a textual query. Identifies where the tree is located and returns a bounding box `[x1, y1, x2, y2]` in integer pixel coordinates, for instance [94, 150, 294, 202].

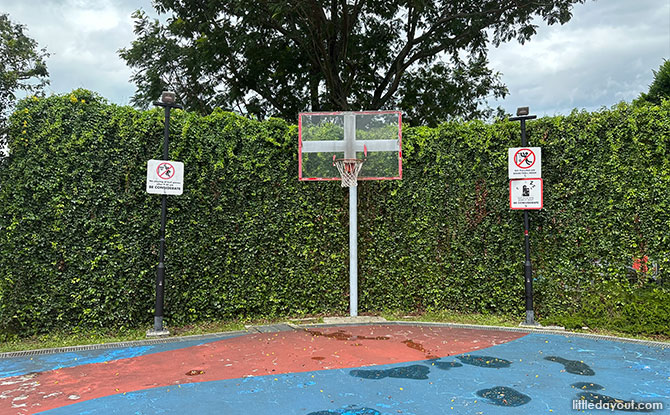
[0, 14, 49, 143]
[120, 0, 585, 125]
[635, 59, 670, 106]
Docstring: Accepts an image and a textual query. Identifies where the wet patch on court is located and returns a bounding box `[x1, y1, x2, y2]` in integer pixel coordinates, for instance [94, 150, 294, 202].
[476, 386, 532, 407]
[350, 364, 430, 380]
[429, 360, 463, 370]
[402, 339, 438, 359]
[456, 355, 512, 368]
[571, 381, 603, 391]
[544, 356, 595, 375]
[306, 329, 389, 342]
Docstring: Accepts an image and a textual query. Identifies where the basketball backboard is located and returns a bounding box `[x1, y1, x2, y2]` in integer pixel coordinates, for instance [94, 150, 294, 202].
[298, 111, 402, 181]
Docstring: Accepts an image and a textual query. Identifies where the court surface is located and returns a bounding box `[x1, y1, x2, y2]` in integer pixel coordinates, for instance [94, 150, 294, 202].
[1, 323, 668, 414]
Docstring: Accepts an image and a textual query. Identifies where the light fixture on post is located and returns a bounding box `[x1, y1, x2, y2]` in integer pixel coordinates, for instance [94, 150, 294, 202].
[158, 91, 176, 106]
[515, 107, 529, 117]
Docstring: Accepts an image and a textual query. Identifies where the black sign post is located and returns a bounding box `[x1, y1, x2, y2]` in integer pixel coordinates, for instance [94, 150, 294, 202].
[509, 107, 539, 326]
[147, 91, 182, 337]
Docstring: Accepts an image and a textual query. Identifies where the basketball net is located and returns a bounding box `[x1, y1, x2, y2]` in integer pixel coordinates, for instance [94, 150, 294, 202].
[333, 158, 364, 187]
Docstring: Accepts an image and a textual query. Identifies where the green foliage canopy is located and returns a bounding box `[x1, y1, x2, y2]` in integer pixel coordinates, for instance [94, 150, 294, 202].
[119, 0, 586, 125]
[0, 14, 49, 145]
[636, 59, 670, 106]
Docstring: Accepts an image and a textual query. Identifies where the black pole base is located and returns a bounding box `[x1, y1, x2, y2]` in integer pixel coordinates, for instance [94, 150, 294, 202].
[521, 310, 541, 327]
[147, 316, 170, 337]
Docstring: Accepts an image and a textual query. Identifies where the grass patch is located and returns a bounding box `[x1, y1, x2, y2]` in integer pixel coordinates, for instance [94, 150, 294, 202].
[544, 325, 670, 343]
[380, 309, 520, 327]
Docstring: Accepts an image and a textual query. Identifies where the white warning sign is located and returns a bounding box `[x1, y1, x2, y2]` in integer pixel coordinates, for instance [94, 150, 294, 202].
[508, 147, 541, 179]
[509, 178, 543, 210]
[147, 159, 184, 195]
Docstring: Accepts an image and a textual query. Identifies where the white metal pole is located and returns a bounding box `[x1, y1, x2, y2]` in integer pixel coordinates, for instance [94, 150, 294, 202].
[349, 185, 358, 317]
[343, 113, 358, 317]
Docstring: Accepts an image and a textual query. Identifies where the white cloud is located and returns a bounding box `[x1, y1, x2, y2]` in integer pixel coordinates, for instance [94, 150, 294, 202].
[0, 0, 155, 105]
[488, 0, 670, 116]
[63, 6, 122, 32]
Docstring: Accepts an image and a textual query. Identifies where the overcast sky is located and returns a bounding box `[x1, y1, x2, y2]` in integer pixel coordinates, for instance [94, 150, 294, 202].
[1, 0, 669, 118]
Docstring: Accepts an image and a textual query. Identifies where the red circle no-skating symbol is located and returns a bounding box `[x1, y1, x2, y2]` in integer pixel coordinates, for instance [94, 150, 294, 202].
[156, 162, 175, 180]
[514, 148, 536, 169]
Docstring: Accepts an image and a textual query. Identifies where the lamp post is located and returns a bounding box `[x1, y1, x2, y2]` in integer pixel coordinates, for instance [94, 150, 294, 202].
[148, 91, 182, 336]
[509, 106, 539, 326]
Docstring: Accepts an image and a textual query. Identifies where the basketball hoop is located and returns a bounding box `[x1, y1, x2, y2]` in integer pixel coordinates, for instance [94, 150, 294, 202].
[333, 157, 365, 187]
[300, 112, 401, 317]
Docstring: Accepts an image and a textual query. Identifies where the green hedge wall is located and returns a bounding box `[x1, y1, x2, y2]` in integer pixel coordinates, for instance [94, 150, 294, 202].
[1, 90, 668, 337]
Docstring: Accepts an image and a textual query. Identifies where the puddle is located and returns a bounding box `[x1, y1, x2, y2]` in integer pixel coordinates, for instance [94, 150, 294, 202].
[571, 382, 603, 391]
[545, 356, 595, 376]
[402, 340, 438, 359]
[306, 330, 389, 342]
[457, 355, 512, 368]
[350, 364, 430, 380]
[429, 360, 463, 370]
[477, 386, 531, 407]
